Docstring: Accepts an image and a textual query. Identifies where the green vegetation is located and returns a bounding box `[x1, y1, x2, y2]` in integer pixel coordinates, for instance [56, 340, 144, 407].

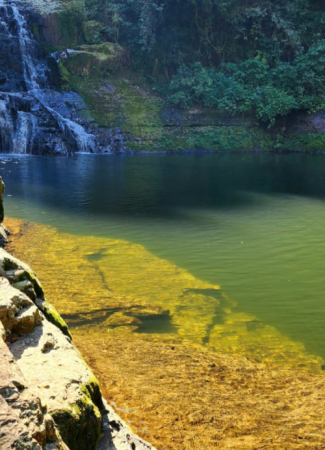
[79, 0, 325, 127]
[38, 0, 325, 150]
[51, 380, 102, 450]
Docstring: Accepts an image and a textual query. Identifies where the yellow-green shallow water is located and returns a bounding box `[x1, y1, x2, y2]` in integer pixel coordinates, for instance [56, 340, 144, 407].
[3, 152, 325, 448]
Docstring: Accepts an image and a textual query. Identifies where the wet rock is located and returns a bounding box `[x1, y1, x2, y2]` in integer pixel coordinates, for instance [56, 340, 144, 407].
[0, 70, 7, 85]
[98, 400, 157, 450]
[0, 2, 126, 155]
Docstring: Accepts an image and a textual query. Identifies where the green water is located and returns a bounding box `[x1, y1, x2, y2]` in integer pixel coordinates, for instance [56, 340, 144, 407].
[3, 152, 325, 360]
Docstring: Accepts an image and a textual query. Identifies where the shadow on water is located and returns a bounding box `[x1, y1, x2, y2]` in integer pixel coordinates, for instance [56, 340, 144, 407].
[4, 153, 325, 222]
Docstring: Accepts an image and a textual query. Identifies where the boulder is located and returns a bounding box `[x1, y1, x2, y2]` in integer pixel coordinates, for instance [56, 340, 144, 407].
[0, 331, 68, 450]
[11, 319, 103, 450]
[0, 277, 43, 335]
[0, 247, 71, 338]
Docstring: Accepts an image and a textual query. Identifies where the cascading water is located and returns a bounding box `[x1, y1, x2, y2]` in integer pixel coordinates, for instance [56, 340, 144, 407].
[14, 111, 38, 154]
[0, 0, 99, 154]
[0, 98, 13, 152]
[11, 4, 43, 91]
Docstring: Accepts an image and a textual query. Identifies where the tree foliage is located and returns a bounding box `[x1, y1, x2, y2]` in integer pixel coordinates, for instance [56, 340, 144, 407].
[84, 0, 325, 125]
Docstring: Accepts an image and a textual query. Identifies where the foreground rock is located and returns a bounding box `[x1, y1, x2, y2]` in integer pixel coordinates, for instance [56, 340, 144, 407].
[0, 246, 157, 450]
[0, 311, 69, 450]
[0, 176, 156, 450]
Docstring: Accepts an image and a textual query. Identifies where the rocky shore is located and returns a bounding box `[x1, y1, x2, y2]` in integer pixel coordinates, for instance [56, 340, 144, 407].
[0, 176, 156, 450]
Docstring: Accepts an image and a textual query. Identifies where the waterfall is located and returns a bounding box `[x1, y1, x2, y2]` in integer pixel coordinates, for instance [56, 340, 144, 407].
[14, 111, 38, 154]
[0, 98, 13, 152]
[41, 102, 97, 153]
[0, 0, 99, 154]
[11, 4, 42, 91]
[0, 97, 38, 154]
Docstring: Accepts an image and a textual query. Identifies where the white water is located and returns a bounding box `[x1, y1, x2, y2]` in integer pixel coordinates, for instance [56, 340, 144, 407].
[0, 98, 13, 151]
[12, 4, 42, 91]
[0, 1, 97, 154]
[14, 111, 38, 154]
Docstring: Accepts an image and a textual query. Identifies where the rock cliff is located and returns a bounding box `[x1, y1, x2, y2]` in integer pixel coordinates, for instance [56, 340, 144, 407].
[0, 175, 156, 450]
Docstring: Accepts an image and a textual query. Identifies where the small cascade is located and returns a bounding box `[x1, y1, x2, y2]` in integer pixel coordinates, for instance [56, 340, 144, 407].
[0, 98, 13, 152]
[0, 0, 101, 155]
[11, 4, 43, 91]
[14, 111, 38, 154]
[41, 103, 97, 153]
[0, 97, 38, 154]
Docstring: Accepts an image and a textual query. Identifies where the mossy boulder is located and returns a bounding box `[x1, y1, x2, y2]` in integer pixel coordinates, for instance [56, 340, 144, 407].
[51, 381, 102, 450]
[0, 248, 71, 338]
[35, 298, 71, 338]
[60, 43, 126, 79]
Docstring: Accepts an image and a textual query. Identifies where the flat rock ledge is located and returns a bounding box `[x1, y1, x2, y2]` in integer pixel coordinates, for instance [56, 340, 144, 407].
[0, 234, 156, 450]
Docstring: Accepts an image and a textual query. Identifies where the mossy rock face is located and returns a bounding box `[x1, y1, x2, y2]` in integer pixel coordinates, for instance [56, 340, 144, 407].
[60, 44, 126, 78]
[37, 2, 85, 47]
[51, 381, 102, 450]
[56, 55, 275, 151]
[35, 298, 72, 339]
[0, 248, 71, 338]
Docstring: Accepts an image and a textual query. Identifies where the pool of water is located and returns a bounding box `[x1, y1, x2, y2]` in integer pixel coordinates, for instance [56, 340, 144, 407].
[3, 152, 325, 361]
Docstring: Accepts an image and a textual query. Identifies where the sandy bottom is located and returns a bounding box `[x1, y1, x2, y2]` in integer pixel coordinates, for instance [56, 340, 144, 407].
[5, 217, 325, 449]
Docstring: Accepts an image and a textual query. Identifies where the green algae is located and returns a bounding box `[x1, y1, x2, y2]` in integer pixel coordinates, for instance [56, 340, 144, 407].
[36, 298, 72, 339]
[50, 373, 102, 450]
[51, 392, 101, 450]
[5, 217, 324, 372]
[6, 216, 325, 450]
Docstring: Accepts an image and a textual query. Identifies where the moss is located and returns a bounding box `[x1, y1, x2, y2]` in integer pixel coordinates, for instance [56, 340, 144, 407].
[58, 8, 85, 47]
[81, 375, 103, 410]
[275, 133, 325, 152]
[37, 299, 72, 339]
[58, 60, 72, 91]
[56, 58, 276, 151]
[50, 377, 102, 450]
[32, 24, 41, 42]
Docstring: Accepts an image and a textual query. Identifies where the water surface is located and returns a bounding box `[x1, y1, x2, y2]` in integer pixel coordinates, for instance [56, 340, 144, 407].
[3, 152, 325, 362]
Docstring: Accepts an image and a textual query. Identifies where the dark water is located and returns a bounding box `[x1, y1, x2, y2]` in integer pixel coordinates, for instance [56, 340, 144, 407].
[3, 153, 325, 361]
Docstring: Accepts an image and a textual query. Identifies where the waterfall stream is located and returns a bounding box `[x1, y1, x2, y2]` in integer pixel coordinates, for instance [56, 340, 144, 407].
[0, 0, 100, 154]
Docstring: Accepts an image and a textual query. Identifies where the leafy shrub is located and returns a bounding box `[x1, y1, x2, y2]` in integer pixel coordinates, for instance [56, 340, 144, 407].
[168, 41, 325, 126]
